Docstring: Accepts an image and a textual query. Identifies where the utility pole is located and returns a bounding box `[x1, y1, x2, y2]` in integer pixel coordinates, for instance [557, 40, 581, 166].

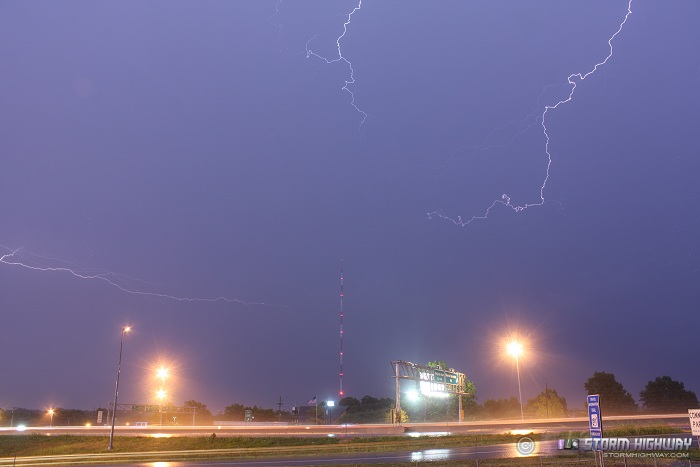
[394, 361, 401, 425]
[339, 261, 345, 398]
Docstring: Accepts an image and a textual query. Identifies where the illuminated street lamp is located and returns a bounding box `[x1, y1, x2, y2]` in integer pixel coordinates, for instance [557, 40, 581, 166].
[156, 367, 169, 386]
[48, 408, 55, 427]
[108, 325, 131, 451]
[157, 389, 167, 426]
[156, 366, 169, 388]
[154, 365, 170, 425]
[507, 340, 524, 421]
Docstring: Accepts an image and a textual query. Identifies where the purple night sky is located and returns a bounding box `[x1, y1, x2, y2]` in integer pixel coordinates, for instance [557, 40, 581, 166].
[1, 1, 699, 414]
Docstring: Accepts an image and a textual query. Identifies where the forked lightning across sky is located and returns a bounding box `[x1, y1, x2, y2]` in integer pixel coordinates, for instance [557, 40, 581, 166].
[428, 0, 634, 226]
[299, 0, 634, 225]
[0, 1, 634, 305]
[305, 0, 368, 127]
[0, 245, 267, 307]
[269, 0, 284, 31]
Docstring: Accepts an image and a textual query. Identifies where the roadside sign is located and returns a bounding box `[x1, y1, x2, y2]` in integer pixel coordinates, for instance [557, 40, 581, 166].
[433, 369, 459, 385]
[688, 409, 700, 436]
[587, 394, 603, 440]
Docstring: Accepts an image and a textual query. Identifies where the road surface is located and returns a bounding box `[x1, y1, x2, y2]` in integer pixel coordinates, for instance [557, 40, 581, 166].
[1, 413, 690, 437]
[0, 439, 584, 466]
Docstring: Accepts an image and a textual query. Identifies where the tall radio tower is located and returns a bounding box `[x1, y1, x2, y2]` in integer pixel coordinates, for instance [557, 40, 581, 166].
[339, 260, 345, 397]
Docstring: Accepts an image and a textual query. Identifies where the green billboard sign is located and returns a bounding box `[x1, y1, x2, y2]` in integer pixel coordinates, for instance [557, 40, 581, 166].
[434, 368, 458, 385]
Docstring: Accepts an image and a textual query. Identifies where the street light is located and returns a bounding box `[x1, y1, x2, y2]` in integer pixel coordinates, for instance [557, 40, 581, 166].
[156, 367, 169, 386]
[507, 340, 524, 421]
[108, 325, 131, 450]
[48, 408, 55, 427]
[156, 367, 168, 425]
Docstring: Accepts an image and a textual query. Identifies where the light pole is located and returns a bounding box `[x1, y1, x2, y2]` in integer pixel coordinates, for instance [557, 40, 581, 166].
[108, 325, 131, 451]
[157, 389, 167, 426]
[507, 340, 524, 421]
[48, 408, 55, 427]
[156, 367, 168, 425]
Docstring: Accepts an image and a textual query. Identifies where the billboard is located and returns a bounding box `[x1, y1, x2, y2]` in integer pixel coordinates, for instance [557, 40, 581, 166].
[393, 360, 469, 396]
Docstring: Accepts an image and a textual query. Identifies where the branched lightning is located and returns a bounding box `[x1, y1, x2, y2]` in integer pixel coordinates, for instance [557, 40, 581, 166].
[428, 0, 633, 227]
[306, 0, 368, 127]
[269, 0, 284, 31]
[427, 83, 566, 176]
[0, 245, 268, 307]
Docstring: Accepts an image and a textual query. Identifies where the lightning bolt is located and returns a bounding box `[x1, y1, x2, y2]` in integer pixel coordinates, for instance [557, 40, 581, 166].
[428, 0, 634, 227]
[306, 0, 368, 127]
[0, 245, 269, 307]
[269, 0, 284, 31]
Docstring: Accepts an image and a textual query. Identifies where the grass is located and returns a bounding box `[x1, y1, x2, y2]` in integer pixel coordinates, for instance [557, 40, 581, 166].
[0, 434, 342, 457]
[0, 433, 536, 457]
[0, 426, 696, 466]
[0, 432, 541, 459]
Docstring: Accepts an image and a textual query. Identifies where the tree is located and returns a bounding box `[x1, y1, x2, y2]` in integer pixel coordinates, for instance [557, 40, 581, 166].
[481, 397, 520, 419]
[337, 395, 395, 424]
[525, 388, 568, 418]
[640, 376, 699, 413]
[221, 403, 276, 421]
[463, 379, 476, 397]
[339, 397, 361, 413]
[360, 395, 384, 410]
[223, 403, 246, 420]
[56, 408, 93, 426]
[461, 395, 480, 420]
[428, 360, 448, 370]
[584, 371, 637, 415]
[250, 405, 276, 421]
[184, 400, 212, 417]
[184, 400, 212, 425]
[384, 408, 409, 423]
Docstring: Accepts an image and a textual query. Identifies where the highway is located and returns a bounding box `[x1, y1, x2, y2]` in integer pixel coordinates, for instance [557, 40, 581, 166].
[0, 413, 690, 437]
[0, 415, 694, 467]
[6, 436, 695, 466]
[0, 439, 582, 466]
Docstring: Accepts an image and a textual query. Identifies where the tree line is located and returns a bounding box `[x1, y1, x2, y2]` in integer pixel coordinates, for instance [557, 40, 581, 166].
[0, 408, 100, 427]
[336, 370, 700, 423]
[2, 371, 696, 426]
[583, 371, 698, 415]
